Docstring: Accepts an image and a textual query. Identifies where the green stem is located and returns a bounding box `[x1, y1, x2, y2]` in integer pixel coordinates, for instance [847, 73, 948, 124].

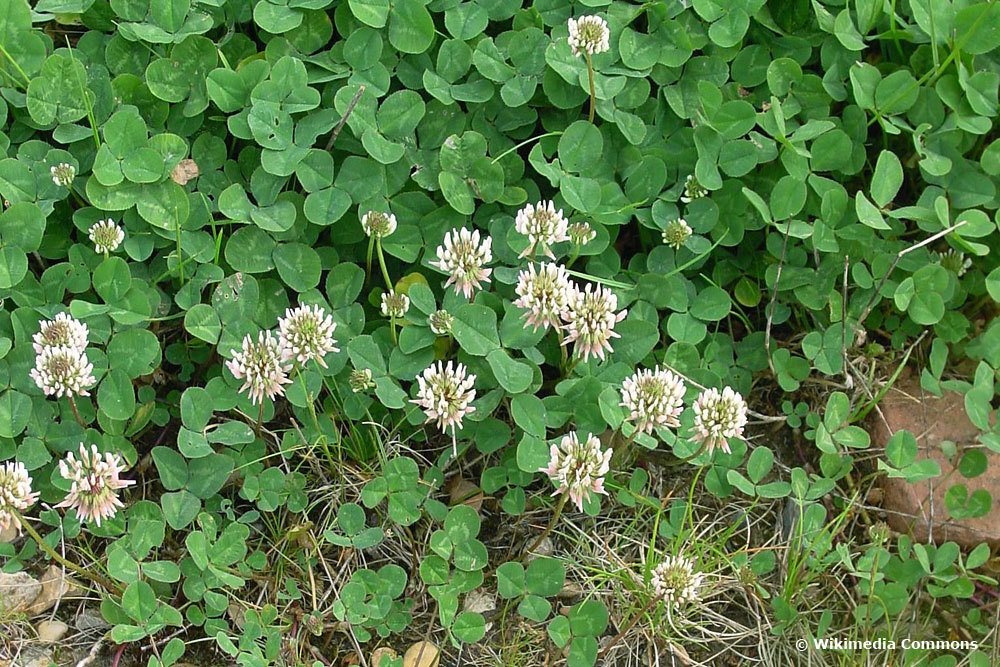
[15, 511, 122, 596]
[0, 42, 31, 89]
[365, 236, 375, 284]
[491, 131, 563, 164]
[585, 53, 596, 123]
[375, 238, 393, 292]
[524, 493, 568, 561]
[255, 401, 264, 438]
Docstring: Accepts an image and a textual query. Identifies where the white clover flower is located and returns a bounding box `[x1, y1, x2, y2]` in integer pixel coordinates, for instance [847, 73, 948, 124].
[0, 461, 39, 534]
[50, 163, 76, 187]
[88, 219, 124, 254]
[515, 200, 569, 260]
[55, 444, 134, 527]
[514, 262, 574, 332]
[429, 309, 454, 335]
[431, 227, 493, 299]
[680, 174, 707, 204]
[561, 283, 627, 362]
[543, 431, 612, 511]
[621, 367, 686, 435]
[349, 368, 375, 394]
[361, 210, 397, 239]
[937, 249, 972, 277]
[226, 331, 293, 405]
[412, 361, 477, 434]
[31, 346, 95, 398]
[380, 290, 410, 319]
[278, 304, 339, 368]
[662, 218, 692, 249]
[568, 221, 596, 246]
[651, 554, 704, 606]
[692, 386, 748, 455]
[567, 15, 610, 58]
[33, 313, 89, 355]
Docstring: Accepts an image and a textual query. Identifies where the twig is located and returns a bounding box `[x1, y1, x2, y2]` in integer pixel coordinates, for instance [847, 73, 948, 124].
[856, 219, 968, 326]
[660, 364, 786, 423]
[324, 85, 366, 151]
[523, 493, 568, 561]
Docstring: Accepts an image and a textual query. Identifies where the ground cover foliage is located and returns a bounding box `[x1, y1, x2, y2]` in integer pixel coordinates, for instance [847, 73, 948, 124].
[1, 0, 999, 664]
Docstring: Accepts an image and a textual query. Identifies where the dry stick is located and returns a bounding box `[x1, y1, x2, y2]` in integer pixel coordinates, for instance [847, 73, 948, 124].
[523, 493, 568, 561]
[324, 85, 366, 152]
[14, 511, 122, 595]
[763, 221, 792, 376]
[855, 219, 968, 326]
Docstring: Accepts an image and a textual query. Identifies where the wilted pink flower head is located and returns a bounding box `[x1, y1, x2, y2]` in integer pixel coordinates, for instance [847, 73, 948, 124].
[226, 331, 292, 405]
[55, 444, 135, 527]
[278, 304, 338, 368]
[561, 283, 627, 361]
[31, 346, 95, 398]
[514, 262, 573, 332]
[33, 313, 89, 355]
[567, 15, 610, 57]
[412, 361, 476, 433]
[543, 431, 612, 511]
[515, 201, 569, 259]
[692, 386, 748, 455]
[621, 367, 686, 434]
[431, 227, 493, 299]
[0, 461, 39, 533]
[651, 554, 704, 606]
[88, 219, 124, 254]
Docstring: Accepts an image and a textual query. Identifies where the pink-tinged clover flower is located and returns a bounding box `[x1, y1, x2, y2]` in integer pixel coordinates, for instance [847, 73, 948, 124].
[278, 304, 338, 368]
[226, 331, 293, 405]
[514, 262, 574, 332]
[561, 283, 627, 362]
[621, 367, 686, 435]
[56, 445, 135, 527]
[431, 227, 493, 299]
[0, 461, 39, 533]
[412, 361, 476, 434]
[515, 201, 569, 259]
[692, 386, 748, 455]
[542, 431, 612, 511]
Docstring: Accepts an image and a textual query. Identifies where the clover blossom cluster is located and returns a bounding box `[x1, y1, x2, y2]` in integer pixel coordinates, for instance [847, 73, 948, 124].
[56, 444, 136, 527]
[411, 361, 477, 434]
[89, 219, 125, 254]
[651, 553, 704, 606]
[31, 313, 95, 399]
[431, 227, 493, 299]
[542, 431, 612, 511]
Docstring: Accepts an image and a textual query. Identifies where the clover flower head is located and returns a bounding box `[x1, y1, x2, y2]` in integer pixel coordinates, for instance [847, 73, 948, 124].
[349, 368, 375, 394]
[361, 210, 397, 239]
[543, 431, 612, 511]
[431, 227, 493, 299]
[429, 309, 454, 336]
[515, 200, 569, 259]
[55, 444, 135, 527]
[514, 262, 574, 332]
[692, 386, 748, 455]
[226, 330, 292, 405]
[380, 290, 410, 319]
[568, 221, 597, 246]
[0, 461, 39, 534]
[662, 218, 692, 250]
[33, 313, 89, 355]
[412, 361, 477, 433]
[88, 219, 124, 254]
[651, 554, 704, 606]
[278, 304, 339, 368]
[680, 174, 707, 204]
[50, 163, 76, 187]
[31, 346, 95, 398]
[561, 283, 627, 362]
[937, 249, 972, 277]
[621, 367, 686, 434]
[567, 15, 610, 57]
